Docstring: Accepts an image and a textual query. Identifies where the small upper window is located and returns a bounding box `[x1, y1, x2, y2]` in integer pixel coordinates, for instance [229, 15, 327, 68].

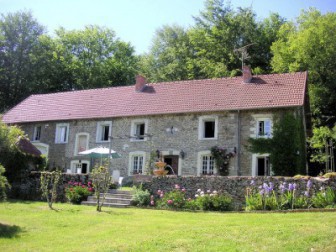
[96, 121, 112, 142]
[55, 123, 69, 144]
[33, 126, 41, 141]
[131, 119, 148, 141]
[199, 116, 218, 140]
[257, 120, 272, 138]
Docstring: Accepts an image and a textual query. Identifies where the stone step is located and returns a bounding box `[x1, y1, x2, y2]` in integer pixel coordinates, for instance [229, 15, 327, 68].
[81, 201, 130, 208]
[87, 196, 132, 204]
[97, 193, 133, 199]
[108, 189, 133, 195]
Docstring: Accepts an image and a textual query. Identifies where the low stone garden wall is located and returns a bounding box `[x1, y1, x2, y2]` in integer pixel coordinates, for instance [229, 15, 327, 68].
[141, 176, 336, 210]
[9, 172, 90, 202]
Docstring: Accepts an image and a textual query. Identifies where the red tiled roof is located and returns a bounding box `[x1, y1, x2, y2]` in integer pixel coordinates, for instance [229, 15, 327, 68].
[3, 72, 307, 124]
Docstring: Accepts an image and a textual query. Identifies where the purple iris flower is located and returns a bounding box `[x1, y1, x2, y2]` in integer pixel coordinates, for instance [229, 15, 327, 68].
[304, 191, 310, 197]
[307, 180, 312, 189]
[250, 180, 256, 186]
[288, 183, 294, 191]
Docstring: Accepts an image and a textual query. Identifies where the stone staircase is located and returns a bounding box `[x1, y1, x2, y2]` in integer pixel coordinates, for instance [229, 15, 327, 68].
[81, 189, 133, 208]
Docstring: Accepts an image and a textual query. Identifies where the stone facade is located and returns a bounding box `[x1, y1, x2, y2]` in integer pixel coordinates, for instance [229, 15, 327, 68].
[19, 107, 300, 177]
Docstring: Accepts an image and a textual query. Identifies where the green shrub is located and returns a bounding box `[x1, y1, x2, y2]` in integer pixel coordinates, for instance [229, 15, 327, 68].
[131, 187, 150, 206]
[0, 164, 10, 201]
[65, 181, 93, 204]
[196, 194, 232, 211]
[184, 199, 201, 210]
[312, 187, 336, 208]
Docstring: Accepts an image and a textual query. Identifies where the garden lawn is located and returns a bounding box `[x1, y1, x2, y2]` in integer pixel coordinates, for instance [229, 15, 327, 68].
[0, 201, 336, 251]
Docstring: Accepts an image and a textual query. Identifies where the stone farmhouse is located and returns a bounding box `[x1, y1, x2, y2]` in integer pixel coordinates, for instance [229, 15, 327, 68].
[2, 67, 310, 177]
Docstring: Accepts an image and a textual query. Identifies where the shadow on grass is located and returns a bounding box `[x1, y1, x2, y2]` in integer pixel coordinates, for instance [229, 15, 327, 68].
[0, 223, 23, 238]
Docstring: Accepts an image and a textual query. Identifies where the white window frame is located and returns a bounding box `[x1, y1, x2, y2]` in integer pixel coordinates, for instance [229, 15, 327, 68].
[32, 125, 42, 142]
[74, 132, 90, 155]
[197, 150, 217, 176]
[130, 119, 149, 142]
[55, 123, 69, 144]
[70, 160, 91, 174]
[198, 116, 218, 140]
[96, 121, 112, 143]
[252, 153, 272, 176]
[251, 114, 273, 138]
[128, 151, 146, 175]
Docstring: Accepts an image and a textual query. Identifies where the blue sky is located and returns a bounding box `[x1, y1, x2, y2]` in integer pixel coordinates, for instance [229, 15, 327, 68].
[1, 0, 335, 54]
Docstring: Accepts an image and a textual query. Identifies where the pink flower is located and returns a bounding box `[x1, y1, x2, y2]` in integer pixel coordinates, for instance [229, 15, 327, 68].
[88, 188, 93, 191]
[187, 198, 191, 201]
[167, 199, 173, 205]
[182, 188, 186, 192]
[160, 193, 164, 198]
[82, 185, 85, 188]
[157, 190, 161, 195]
[175, 184, 180, 189]
[150, 200, 155, 206]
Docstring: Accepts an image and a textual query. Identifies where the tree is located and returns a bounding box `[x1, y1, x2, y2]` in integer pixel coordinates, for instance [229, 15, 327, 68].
[271, 9, 336, 127]
[91, 165, 111, 212]
[0, 11, 45, 111]
[53, 25, 138, 90]
[139, 25, 192, 82]
[0, 164, 10, 201]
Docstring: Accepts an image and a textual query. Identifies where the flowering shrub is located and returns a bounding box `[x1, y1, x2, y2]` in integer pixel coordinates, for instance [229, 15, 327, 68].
[157, 185, 187, 209]
[65, 181, 94, 204]
[246, 179, 336, 211]
[211, 146, 235, 176]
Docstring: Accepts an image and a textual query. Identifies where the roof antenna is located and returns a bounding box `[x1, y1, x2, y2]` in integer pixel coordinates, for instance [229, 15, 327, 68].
[234, 43, 255, 69]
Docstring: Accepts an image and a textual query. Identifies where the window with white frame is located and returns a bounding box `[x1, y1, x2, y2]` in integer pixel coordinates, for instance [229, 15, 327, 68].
[202, 155, 214, 175]
[131, 119, 148, 141]
[74, 133, 89, 155]
[70, 160, 90, 174]
[33, 126, 41, 141]
[198, 116, 218, 140]
[96, 121, 112, 142]
[55, 123, 69, 143]
[257, 119, 272, 138]
[128, 151, 146, 175]
[197, 150, 216, 176]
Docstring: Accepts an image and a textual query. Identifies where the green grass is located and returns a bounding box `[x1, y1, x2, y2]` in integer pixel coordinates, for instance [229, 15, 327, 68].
[0, 201, 336, 251]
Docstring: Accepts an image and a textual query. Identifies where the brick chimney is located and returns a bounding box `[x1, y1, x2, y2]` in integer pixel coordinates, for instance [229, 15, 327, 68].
[242, 65, 252, 83]
[135, 75, 147, 92]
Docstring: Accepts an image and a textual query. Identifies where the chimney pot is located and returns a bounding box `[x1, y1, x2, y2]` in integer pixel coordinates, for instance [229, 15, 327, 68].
[135, 75, 147, 92]
[242, 66, 252, 83]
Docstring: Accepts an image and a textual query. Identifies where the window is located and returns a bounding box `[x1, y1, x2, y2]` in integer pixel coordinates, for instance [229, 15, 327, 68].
[132, 155, 143, 174]
[74, 133, 89, 155]
[96, 121, 112, 142]
[128, 151, 146, 175]
[55, 123, 69, 143]
[33, 126, 41, 141]
[197, 150, 216, 176]
[202, 155, 214, 175]
[198, 116, 218, 140]
[131, 119, 148, 141]
[257, 120, 272, 138]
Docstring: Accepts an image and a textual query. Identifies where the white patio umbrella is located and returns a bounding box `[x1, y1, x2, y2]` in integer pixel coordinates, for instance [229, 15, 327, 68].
[79, 146, 121, 165]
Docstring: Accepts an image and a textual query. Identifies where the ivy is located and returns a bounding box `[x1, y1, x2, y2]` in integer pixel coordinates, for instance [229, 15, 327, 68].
[248, 112, 306, 176]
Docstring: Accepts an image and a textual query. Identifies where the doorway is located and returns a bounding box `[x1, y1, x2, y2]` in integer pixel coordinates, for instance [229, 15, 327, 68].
[257, 156, 270, 176]
[164, 155, 179, 175]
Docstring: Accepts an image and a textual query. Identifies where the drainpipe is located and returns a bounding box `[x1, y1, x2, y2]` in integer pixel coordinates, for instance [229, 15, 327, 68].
[237, 110, 241, 176]
[108, 136, 112, 174]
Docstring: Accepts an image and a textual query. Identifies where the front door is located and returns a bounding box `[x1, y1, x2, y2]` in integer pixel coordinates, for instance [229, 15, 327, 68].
[164, 155, 179, 175]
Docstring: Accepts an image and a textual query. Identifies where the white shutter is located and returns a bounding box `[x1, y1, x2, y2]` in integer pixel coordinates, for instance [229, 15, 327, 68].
[264, 120, 271, 137]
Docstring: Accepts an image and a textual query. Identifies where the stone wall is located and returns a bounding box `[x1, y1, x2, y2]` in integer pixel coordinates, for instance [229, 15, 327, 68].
[9, 172, 90, 202]
[142, 176, 336, 210]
